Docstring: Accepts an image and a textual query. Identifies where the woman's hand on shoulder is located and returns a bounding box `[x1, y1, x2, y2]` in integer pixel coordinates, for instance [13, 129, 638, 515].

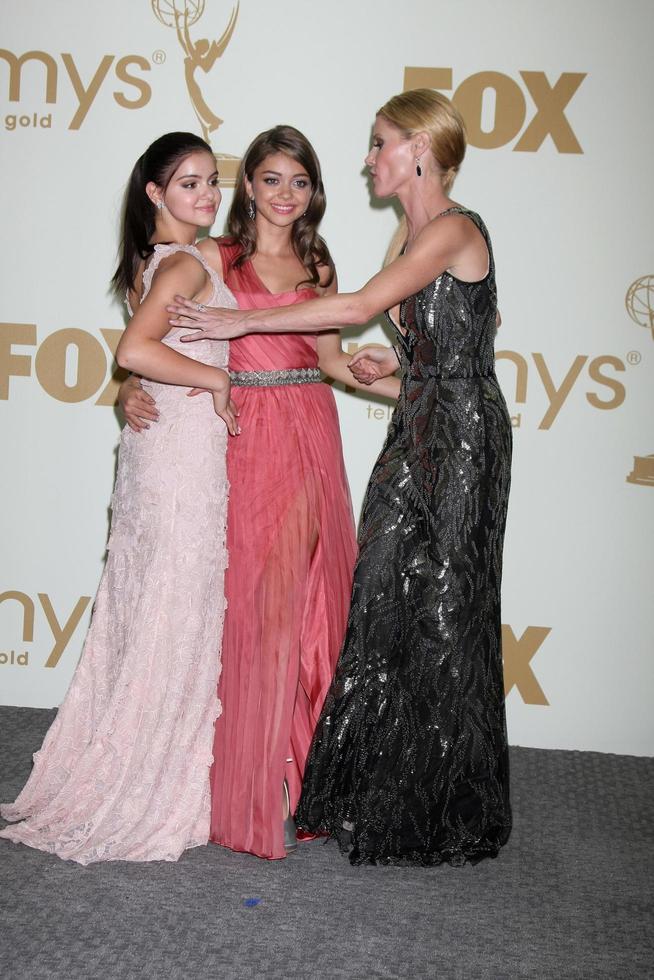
[167, 297, 253, 340]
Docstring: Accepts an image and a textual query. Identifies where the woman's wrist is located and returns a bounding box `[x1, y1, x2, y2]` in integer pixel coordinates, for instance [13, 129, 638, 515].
[245, 310, 264, 334]
[211, 368, 230, 393]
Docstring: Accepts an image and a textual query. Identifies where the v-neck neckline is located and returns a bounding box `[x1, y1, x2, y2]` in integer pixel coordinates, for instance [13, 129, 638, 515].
[247, 257, 315, 298]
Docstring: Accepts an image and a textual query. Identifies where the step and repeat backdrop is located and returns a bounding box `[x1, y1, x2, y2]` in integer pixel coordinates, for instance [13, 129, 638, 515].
[1, 0, 652, 754]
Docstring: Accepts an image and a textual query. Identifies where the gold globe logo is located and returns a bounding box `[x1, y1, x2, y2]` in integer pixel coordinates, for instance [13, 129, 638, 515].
[625, 275, 654, 340]
[151, 0, 241, 186]
[624, 275, 653, 487]
[152, 0, 206, 29]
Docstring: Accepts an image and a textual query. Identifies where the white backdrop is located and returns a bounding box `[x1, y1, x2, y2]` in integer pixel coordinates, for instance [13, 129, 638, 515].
[1, 0, 653, 755]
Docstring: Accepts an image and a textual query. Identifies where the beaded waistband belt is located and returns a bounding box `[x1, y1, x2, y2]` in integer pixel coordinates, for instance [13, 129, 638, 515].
[229, 367, 322, 387]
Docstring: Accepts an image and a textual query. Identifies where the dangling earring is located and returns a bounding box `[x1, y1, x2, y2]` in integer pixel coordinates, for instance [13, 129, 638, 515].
[247, 198, 256, 219]
[415, 158, 422, 177]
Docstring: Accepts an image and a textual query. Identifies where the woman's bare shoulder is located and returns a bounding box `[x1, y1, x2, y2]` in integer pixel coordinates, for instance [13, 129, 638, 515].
[142, 249, 207, 300]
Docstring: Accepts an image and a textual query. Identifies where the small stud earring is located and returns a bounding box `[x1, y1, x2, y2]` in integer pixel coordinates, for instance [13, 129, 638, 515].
[156, 200, 165, 211]
[247, 198, 256, 219]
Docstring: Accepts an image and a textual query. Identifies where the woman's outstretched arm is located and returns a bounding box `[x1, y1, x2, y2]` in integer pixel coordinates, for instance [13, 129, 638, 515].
[168, 214, 477, 341]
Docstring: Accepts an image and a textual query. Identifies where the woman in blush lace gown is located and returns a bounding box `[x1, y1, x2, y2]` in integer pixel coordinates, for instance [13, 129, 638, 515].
[169, 91, 513, 868]
[122, 126, 400, 860]
[0, 133, 238, 865]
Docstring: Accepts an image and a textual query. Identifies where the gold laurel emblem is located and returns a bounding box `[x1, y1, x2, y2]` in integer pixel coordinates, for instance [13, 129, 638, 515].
[625, 274, 654, 340]
[152, 0, 241, 186]
[624, 277, 653, 486]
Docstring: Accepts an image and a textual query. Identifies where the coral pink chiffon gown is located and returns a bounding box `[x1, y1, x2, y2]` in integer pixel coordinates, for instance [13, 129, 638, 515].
[208, 238, 357, 859]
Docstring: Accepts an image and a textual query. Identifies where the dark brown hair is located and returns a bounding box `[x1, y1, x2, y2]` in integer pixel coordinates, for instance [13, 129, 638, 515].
[226, 125, 334, 289]
[112, 131, 213, 295]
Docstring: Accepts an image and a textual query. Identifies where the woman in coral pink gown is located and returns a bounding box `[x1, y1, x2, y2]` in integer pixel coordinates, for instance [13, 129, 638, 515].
[207, 238, 356, 859]
[203, 126, 399, 858]
[203, 129, 398, 860]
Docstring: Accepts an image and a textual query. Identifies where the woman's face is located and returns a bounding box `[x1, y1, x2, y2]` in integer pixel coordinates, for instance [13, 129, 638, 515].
[365, 115, 415, 198]
[156, 150, 221, 228]
[245, 152, 313, 228]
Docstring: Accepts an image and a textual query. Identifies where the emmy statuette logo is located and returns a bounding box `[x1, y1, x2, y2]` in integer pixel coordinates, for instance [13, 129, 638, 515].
[625, 275, 654, 487]
[152, 0, 241, 186]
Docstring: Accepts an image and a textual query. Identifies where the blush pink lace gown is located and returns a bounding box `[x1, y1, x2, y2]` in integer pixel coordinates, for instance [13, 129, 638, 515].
[208, 238, 357, 859]
[0, 245, 235, 864]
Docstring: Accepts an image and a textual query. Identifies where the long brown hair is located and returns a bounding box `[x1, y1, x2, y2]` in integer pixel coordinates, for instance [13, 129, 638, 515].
[226, 125, 334, 289]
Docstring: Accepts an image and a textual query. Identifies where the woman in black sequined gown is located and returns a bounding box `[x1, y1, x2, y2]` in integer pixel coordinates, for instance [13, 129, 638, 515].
[167, 89, 513, 865]
[299, 205, 512, 864]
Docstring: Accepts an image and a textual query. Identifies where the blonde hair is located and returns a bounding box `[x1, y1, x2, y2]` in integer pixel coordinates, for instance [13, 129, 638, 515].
[378, 88, 467, 263]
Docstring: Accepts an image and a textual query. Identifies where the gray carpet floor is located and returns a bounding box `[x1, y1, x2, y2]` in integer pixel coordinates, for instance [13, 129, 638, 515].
[0, 707, 652, 980]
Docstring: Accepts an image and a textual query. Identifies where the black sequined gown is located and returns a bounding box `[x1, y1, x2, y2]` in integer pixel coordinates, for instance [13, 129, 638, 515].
[296, 208, 512, 866]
